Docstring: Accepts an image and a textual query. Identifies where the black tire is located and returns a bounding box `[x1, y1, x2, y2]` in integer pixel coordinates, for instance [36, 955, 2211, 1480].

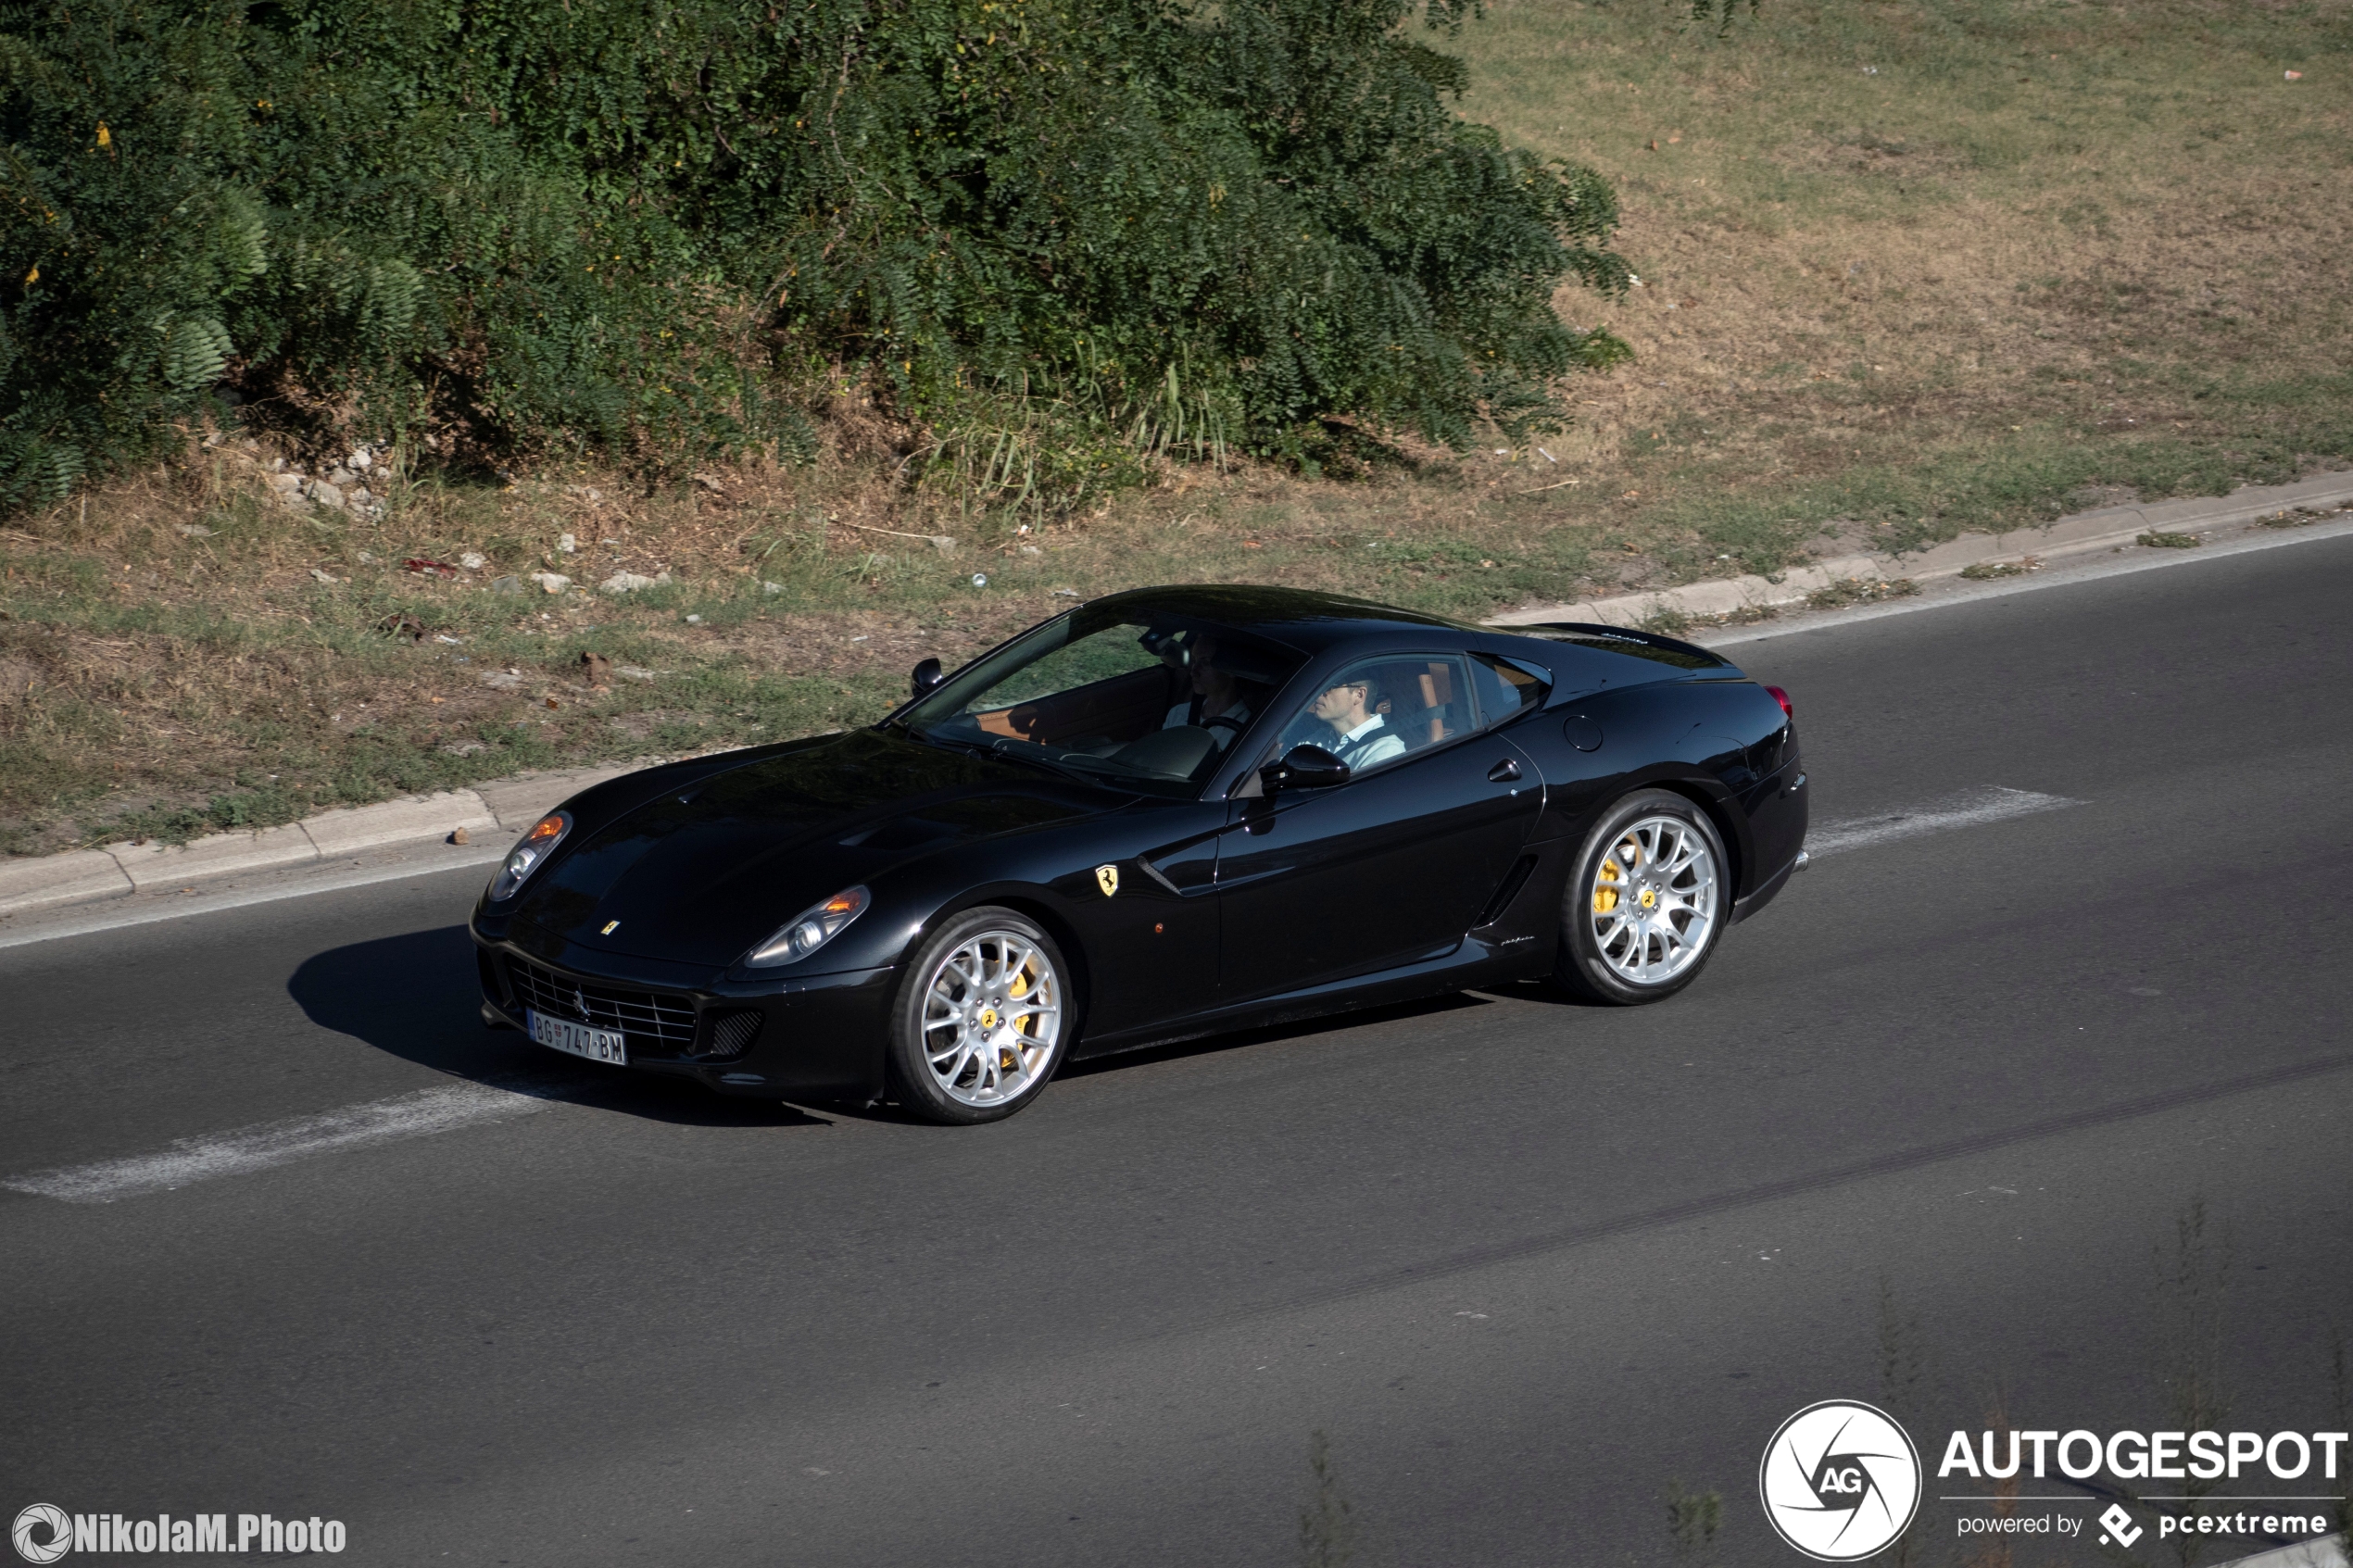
[887, 907, 1074, 1124]
[1552, 788, 1730, 1006]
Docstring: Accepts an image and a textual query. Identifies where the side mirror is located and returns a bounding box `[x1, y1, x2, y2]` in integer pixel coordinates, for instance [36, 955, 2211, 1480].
[911, 657, 944, 698]
[1261, 743, 1350, 793]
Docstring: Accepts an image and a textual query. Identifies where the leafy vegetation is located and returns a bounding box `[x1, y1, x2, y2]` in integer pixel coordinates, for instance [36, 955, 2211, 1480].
[0, 0, 1635, 509]
[5, 0, 2350, 858]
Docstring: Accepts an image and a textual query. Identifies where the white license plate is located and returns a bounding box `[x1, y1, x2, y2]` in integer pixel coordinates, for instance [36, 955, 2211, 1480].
[527, 1009, 628, 1066]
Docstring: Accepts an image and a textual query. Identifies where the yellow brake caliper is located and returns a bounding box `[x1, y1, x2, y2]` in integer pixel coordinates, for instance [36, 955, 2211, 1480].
[1593, 837, 1640, 914]
[1001, 960, 1036, 1068]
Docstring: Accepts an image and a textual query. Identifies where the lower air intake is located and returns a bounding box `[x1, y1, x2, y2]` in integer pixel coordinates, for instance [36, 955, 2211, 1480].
[699, 1010, 763, 1062]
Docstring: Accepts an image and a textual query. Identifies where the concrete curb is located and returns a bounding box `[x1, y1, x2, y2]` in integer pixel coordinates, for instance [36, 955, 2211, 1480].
[6, 470, 2349, 927]
[0, 765, 634, 921]
[1488, 470, 2353, 630]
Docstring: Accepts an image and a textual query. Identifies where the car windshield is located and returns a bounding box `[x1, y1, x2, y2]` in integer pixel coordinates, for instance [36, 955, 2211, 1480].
[895, 609, 1304, 796]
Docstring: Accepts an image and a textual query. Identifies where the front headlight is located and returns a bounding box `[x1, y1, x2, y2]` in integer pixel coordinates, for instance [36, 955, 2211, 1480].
[747, 885, 870, 967]
[488, 811, 571, 902]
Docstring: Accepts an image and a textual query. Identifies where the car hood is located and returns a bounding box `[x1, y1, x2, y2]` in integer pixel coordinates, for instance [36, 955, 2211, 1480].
[510, 729, 1119, 964]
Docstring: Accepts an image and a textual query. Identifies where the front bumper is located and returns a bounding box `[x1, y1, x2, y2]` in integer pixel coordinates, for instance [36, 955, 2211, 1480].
[470, 928, 895, 1102]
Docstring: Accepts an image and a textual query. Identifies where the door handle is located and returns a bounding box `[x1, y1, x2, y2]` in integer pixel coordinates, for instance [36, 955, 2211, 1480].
[1487, 759, 1522, 784]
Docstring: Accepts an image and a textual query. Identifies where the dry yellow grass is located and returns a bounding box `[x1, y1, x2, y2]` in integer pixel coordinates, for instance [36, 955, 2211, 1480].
[1452, 0, 2353, 548]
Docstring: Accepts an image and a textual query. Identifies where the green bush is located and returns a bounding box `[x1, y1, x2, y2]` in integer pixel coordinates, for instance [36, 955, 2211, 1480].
[0, 0, 1632, 508]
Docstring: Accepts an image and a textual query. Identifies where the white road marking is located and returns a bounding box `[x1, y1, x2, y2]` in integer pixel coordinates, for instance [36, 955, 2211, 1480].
[1806, 785, 2080, 859]
[2, 1080, 560, 1203]
[5, 786, 2082, 1206]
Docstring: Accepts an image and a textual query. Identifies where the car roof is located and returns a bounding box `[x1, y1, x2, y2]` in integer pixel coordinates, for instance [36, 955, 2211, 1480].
[1085, 584, 1472, 654]
[1083, 584, 1735, 673]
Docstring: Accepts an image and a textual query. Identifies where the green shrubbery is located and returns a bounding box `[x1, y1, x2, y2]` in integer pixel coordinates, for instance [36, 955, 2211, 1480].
[0, 0, 1632, 508]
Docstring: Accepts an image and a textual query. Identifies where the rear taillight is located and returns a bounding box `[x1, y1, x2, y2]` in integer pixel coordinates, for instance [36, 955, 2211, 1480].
[1766, 685, 1793, 721]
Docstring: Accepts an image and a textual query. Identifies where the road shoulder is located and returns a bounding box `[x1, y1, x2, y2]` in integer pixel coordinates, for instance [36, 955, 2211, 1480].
[1489, 470, 2353, 633]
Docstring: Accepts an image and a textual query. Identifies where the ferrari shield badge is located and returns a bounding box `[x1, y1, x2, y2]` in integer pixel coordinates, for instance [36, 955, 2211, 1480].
[1094, 864, 1120, 897]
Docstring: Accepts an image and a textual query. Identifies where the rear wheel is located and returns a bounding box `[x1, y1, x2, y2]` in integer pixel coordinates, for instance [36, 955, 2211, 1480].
[887, 908, 1071, 1124]
[1552, 789, 1728, 1005]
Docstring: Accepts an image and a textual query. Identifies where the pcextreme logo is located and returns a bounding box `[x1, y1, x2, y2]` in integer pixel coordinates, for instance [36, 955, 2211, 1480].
[1758, 1400, 1925, 1562]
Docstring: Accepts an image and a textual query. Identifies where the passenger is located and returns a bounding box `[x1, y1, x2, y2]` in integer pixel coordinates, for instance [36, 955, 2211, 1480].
[1310, 673, 1405, 770]
[1164, 635, 1253, 749]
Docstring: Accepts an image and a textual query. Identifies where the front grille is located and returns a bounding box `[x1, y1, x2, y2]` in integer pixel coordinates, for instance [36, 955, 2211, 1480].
[504, 955, 698, 1052]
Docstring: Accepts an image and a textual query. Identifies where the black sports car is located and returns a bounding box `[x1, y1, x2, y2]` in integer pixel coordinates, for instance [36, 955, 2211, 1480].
[471, 586, 1807, 1123]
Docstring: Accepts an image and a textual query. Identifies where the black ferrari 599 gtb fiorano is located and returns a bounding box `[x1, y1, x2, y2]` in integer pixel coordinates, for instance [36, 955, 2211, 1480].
[471, 585, 1808, 1123]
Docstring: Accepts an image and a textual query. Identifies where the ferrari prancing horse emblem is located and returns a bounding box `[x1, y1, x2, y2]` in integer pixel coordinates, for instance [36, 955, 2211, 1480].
[1095, 864, 1120, 897]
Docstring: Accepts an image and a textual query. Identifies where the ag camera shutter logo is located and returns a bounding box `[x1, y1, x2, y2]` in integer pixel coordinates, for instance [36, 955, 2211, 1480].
[1759, 1400, 1923, 1561]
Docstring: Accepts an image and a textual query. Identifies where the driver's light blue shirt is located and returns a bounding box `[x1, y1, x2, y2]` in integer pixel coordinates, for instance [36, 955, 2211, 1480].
[1330, 714, 1405, 769]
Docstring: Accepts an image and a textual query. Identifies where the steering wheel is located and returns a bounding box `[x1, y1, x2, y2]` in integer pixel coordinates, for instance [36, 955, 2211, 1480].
[1202, 713, 1247, 735]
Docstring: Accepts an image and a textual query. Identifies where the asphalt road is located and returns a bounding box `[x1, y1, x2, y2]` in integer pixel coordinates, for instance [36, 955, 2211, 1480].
[6, 533, 2350, 1567]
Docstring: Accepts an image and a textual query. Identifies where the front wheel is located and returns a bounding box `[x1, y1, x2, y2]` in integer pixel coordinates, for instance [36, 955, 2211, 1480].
[887, 908, 1072, 1124]
[1552, 790, 1729, 1006]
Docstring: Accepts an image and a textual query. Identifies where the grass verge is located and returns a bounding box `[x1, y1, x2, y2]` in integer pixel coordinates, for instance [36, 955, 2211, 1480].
[5, 0, 2349, 854]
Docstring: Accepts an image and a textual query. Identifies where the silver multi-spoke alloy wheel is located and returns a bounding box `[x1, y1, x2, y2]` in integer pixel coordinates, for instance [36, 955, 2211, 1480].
[1588, 813, 1720, 985]
[918, 927, 1063, 1108]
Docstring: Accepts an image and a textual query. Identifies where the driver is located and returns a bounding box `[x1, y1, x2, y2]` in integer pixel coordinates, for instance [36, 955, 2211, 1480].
[1164, 635, 1253, 750]
[1311, 672, 1405, 770]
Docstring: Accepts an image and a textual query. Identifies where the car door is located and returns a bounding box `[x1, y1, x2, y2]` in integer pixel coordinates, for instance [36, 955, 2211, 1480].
[1213, 652, 1543, 1002]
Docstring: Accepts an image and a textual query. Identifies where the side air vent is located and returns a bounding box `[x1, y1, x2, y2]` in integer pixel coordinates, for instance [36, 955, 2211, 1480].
[1474, 854, 1540, 929]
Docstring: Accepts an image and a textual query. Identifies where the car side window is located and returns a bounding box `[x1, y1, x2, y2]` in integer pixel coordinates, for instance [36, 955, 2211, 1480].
[1467, 654, 1551, 728]
[1270, 654, 1477, 776]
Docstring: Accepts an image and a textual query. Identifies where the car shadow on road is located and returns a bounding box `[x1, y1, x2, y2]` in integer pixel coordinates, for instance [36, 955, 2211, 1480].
[293, 926, 1597, 1129]
[1059, 989, 1503, 1081]
[287, 924, 831, 1129]
[1466, 977, 1617, 1010]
